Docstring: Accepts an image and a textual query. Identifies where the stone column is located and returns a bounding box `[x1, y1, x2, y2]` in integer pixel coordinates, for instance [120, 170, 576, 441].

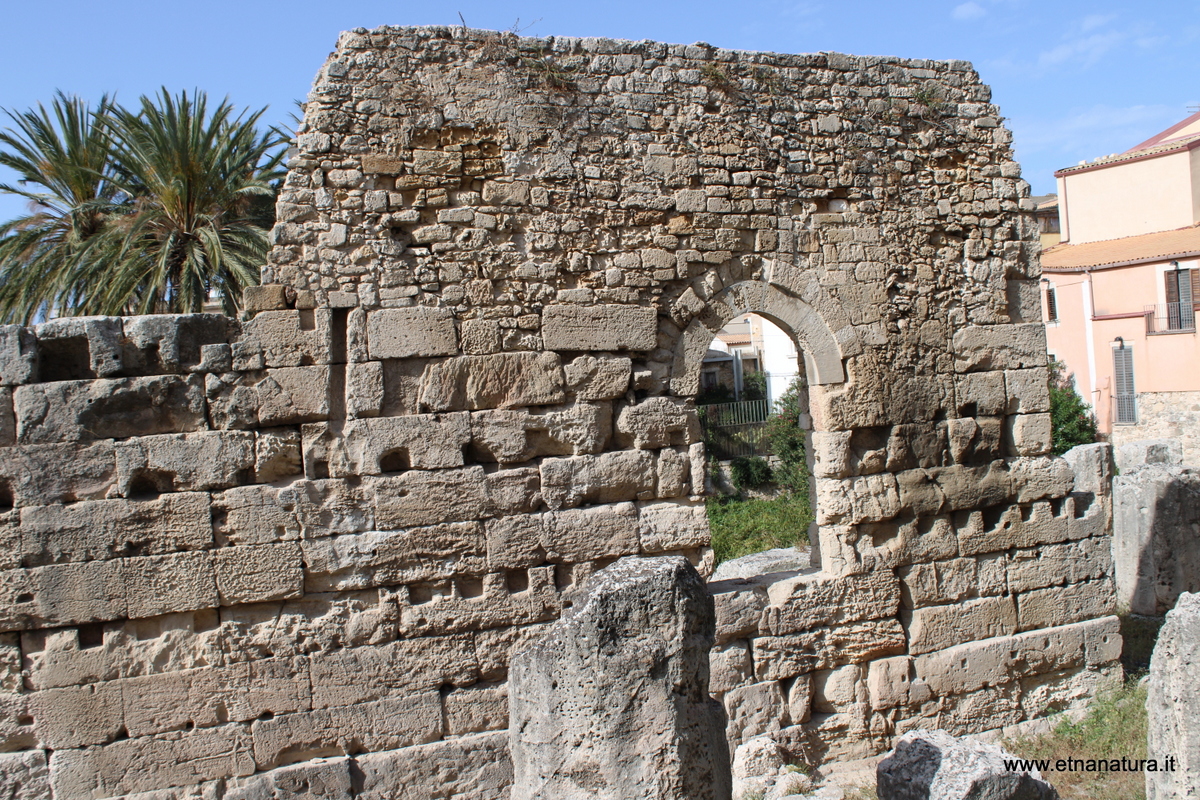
[1147, 591, 1200, 799]
[508, 555, 731, 800]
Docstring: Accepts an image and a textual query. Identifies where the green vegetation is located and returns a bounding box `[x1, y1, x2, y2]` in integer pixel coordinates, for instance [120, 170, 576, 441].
[706, 376, 813, 564]
[1006, 677, 1148, 800]
[0, 89, 285, 322]
[1049, 360, 1098, 455]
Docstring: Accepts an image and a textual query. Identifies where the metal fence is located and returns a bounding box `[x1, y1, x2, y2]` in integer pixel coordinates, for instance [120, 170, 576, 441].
[698, 399, 773, 460]
[1145, 302, 1197, 333]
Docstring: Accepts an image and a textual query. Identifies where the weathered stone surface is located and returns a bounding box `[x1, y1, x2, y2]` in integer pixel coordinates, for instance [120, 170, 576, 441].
[303, 521, 486, 590]
[367, 307, 458, 358]
[370, 466, 489, 528]
[355, 732, 512, 800]
[334, 412, 470, 473]
[764, 571, 899, 635]
[542, 502, 639, 563]
[952, 324, 1048, 373]
[540, 449, 655, 509]
[213, 542, 305, 604]
[470, 402, 611, 464]
[0, 749, 49, 799]
[0, 326, 36, 385]
[115, 431, 255, 494]
[232, 309, 332, 369]
[509, 556, 730, 800]
[0, 441, 116, 506]
[421, 352, 565, 411]
[1, 560, 126, 632]
[615, 397, 700, 449]
[1147, 591, 1200, 799]
[541, 304, 658, 351]
[752, 619, 907, 680]
[905, 595, 1017, 655]
[122, 313, 233, 374]
[207, 366, 331, 428]
[877, 729, 1058, 799]
[639, 500, 709, 553]
[564, 354, 632, 400]
[35, 316, 124, 378]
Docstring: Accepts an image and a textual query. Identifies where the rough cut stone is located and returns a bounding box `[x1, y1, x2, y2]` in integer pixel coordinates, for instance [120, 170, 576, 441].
[1146, 591, 1200, 800]
[367, 307, 458, 358]
[877, 729, 1058, 799]
[541, 304, 658, 351]
[509, 555, 731, 800]
[421, 353, 565, 411]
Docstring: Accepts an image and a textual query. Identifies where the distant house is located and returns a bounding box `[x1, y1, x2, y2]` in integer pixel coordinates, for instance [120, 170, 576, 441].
[700, 313, 800, 404]
[1042, 110, 1200, 462]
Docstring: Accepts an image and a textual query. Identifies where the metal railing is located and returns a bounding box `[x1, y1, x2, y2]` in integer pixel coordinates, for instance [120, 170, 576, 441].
[698, 399, 773, 460]
[1145, 302, 1197, 333]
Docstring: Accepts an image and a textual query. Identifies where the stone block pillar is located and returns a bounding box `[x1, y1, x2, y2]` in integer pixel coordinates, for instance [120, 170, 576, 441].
[508, 555, 731, 800]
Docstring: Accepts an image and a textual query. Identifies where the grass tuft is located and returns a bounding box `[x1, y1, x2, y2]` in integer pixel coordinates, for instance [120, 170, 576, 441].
[1005, 677, 1148, 800]
[707, 493, 811, 565]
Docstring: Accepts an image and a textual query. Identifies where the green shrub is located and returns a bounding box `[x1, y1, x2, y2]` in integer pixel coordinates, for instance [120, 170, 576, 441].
[1049, 360, 1097, 456]
[729, 456, 772, 490]
[707, 494, 811, 564]
[766, 377, 810, 496]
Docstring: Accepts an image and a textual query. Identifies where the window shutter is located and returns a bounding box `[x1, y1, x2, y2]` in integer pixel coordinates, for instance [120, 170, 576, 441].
[1045, 286, 1058, 321]
[1165, 270, 1180, 304]
[1181, 269, 1196, 328]
[1191, 268, 1200, 308]
[1113, 347, 1136, 424]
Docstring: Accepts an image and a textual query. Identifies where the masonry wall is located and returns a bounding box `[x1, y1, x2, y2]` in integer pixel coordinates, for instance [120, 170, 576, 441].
[0, 27, 1122, 799]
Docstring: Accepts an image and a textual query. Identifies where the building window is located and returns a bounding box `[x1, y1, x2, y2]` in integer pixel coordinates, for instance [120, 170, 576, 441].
[1044, 284, 1058, 322]
[1113, 344, 1137, 424]
[1164, 265, 1198, 331]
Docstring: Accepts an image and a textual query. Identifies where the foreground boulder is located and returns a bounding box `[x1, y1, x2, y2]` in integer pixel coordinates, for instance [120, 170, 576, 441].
[509, 555, 730, 800]
[877, 730, 1058, 800]
[1147, 591, 1200, 799]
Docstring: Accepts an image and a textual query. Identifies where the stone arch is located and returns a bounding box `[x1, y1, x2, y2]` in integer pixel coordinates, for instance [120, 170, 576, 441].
[670, 279, 850, 402]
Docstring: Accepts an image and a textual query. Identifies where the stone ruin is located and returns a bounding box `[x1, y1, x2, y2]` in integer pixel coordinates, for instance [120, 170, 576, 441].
[0, 26, 1124, 799]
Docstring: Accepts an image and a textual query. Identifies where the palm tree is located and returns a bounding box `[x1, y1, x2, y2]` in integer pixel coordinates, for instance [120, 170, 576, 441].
[0, 92, 119, 323]
[0, 89, 286, 322]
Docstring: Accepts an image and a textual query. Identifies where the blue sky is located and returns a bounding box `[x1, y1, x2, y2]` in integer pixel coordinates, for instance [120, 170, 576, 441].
[2, 0, 1197, 223]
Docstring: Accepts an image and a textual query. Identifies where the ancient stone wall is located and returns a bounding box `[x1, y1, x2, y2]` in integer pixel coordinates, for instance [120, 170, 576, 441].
[0, 27, 1123, 799]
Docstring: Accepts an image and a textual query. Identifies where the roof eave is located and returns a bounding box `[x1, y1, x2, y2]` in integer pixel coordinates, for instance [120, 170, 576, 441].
[1042, 249, 1200, 273]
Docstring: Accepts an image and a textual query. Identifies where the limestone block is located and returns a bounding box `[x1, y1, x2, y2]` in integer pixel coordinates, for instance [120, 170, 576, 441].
[813, 663, 866, 713]
[213, 542, 304, 605]
[0, 326, 36, 385]
[346, 360, 384, 418]
[49, 724, 256, 798]
[214, 485, 301, 546]
[413, 149, 463, 175]
[35, 316, 124, 378]
[281, 478, 374, 538]
[639, 500, 709, 553]
[816, 472, 901, 525]
[115, 431, 256, 494]
[896, 469, 949, 518]
[812, 430, 853, 478]
[1015, 579, 1115, 632]
[0, 438, 115, 506]
[302, 522, 486, 590]
[232, 309, 333, 369]
[443, 682, 508, 735]
[541, 303, 658, 351]
[763, 572, 893, 639]
[1004, 368, 1051, 414]
[470, 402, 612, 464]
[877, 729, 1058, 800]
[252, 692, 443, 769]
[0, 750, 48, 800]
[122, 313, 233, 374]
[955, 370, 1006, 417]
[485, 466, 542, 516]
[789, 673, 814, 724]
[927, 462, 1011, 513]
[14, 374, 207, 444]
[508, 556, 730, 800]
[711, 582, 771, 644]
[543, 502, 639, 562]
[255, 427, 302, 484]
[461, 317, 502, 355]
[485, 514, 546, 570]
[1115, 438, 1183, 472]
[710, 640, 753, 694]
[956, 501, 1070, 556]
[19, 492, 211, 565]
[867, 656, 925, 709]
[308, 635, 478, 709]
[421, 352, 565, 411]
[370, 466, 488, 529]
[232, 757, 353, 800]
[0, 512, 18, 571]
[354, 731, 512, 800]
[1007, 537, 1112, 594]
[242, 284, 289, 312]
[252, 366, 333, 426]
[1061, 442, 1112, 496]
[29, 681, 125, 748]
[946, 417, 1004, 464]
[122, 658, 310, 737]
[0, 560, 125, 632]
[905, 595, 1017, 655]
[564, 354, 632, 400]
[366, 307, 458, 358]
[899, 558, 982, 609]
[540, 449, 656, 509]
[1147, 592, 1200, 800]
[334, 412, 470, 474]
[751, 619, 907, 681]
[395, 569, 555, 635]
[0, 388, 12, 448]
[1008, 456, 1074, 503]
[614, 397, 700, 449]
[952, 323, 1048, 373]
[725, 680, 787, 745]
[656, 447, 691, 498]
[1005, 413, 1052, 457]
[122, 551, 217, 619]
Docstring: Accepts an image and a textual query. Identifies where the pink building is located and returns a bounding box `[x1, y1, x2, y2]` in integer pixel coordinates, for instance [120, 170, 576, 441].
[1042, 111, 1200, 463]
